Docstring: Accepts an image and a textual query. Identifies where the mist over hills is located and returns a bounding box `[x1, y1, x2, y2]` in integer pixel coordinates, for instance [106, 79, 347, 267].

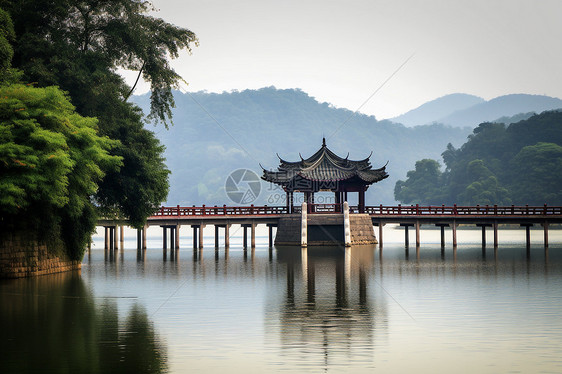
[391, 93, 562, 127]
[133, 87, 553, 206]
[391, 93, 485, 127]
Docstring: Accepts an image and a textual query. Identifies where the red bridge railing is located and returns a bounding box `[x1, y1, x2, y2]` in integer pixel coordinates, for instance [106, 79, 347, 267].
[365, 204, 562, 216]
[152, 205, 288, 217]
[151, 204, 562, 217]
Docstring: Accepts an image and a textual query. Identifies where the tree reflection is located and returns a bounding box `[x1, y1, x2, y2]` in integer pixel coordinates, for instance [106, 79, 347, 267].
[0, 272, 167, 374]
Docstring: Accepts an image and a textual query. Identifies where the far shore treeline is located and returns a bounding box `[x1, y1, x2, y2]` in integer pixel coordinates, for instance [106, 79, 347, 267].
[0, 1, 197, 261]
[394, 110, 562, 206]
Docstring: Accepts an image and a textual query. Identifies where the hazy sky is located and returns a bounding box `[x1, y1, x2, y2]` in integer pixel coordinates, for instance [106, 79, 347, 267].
[126, 0, 562, 119]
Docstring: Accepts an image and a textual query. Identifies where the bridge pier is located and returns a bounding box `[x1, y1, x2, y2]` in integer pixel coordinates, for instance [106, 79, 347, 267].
[267, 224, 277, 248]
[242, 223, 257, 249]
[415, 220, 420, 247]
[452, 220, 457, 248]
[400, 223, 414, 247]
[215, 225, 219, 248]
[104, 226, 117, 251]
[192, 226, 197, 248]
[435, 224, 449, 247]
[544, 221, 549, 248]
[476, 224, 492, 248]
[521, 223, 533, 249]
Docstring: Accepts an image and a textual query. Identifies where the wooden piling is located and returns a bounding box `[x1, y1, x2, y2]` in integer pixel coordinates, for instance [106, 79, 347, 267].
[192, 226, 197, 249]
[215, 225, 219, 248]
[452, 220, 457, 248]
[225, 224, 230, 248]
[199, 225, 204, 249]
[251, 223, 256, 248]
[415, 220, 420, 247]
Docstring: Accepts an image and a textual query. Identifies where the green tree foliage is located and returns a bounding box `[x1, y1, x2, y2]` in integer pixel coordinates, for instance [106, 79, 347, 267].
[0, 84, 121, 258]
[395, 111, 562, 205]
[3, 0, 197, 227]
[508, 142, 562, 205]
[394, 159, 445, 204]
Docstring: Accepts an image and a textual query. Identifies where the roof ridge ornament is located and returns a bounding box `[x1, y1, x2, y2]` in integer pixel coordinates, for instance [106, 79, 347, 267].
[322, 137, 326, 147]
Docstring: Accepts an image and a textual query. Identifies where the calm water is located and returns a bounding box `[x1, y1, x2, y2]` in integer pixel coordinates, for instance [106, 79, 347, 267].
[2, 225, 562, 373]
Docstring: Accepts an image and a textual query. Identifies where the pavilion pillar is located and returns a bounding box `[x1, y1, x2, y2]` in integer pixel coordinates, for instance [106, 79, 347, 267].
[137, 228, 142, 249]
[286, 191, 290, 213]
[334, 191, 340, 212]
[358, 189, 365, 213]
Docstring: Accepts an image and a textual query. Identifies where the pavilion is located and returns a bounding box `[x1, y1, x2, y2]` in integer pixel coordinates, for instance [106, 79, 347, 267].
[261, 138, 389, 213]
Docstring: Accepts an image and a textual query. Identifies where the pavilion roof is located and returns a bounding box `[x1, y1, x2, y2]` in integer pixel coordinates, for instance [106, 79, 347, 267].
[261, 138, 388, 188]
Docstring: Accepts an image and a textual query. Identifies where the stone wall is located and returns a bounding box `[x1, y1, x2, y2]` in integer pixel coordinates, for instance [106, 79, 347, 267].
[274, 213, 378, 246]
[349, 214, 378, 245]
[0, 232, 81, 278]
[274, 214, 302, 245]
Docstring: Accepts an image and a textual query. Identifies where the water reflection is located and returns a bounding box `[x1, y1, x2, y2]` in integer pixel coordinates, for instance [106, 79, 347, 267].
[267, 246, 386, 370]
[0, 272, 167, 374]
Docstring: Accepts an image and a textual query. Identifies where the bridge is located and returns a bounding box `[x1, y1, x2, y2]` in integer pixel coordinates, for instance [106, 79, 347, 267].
[97, 204, 562, 251]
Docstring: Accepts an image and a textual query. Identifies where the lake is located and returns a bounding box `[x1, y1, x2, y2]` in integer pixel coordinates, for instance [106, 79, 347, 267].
[1, 224, 562, 373]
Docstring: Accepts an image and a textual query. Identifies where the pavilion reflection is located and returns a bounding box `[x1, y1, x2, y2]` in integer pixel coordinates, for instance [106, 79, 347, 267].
[267, 245, 387, 368]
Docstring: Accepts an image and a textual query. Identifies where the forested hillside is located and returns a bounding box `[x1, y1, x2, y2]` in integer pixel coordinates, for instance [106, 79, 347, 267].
[134, 87, 472, 205]
[395, 110, 562, 205]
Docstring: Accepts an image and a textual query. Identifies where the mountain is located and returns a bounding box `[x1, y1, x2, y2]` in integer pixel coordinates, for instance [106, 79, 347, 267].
[133, 87, 472, 206]
[391, 93, 562, 128]
[391, 93, 484, 127]
[437, 94, 562, 128]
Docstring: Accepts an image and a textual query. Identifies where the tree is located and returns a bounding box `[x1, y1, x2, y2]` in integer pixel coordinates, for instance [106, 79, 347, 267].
[3, 0, 198, 226]
[0, 84, 121, 259]
[508, 142, 562, 205]
[394, 159, 445, 204]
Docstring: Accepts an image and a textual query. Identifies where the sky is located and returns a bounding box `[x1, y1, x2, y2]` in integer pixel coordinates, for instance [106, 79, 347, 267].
[124, 0, 562, 119]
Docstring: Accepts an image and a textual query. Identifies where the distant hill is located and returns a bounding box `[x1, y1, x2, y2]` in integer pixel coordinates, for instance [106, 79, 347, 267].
[391, 93, 484, 127]
[437, 94, 562, 127]
[133, 87, 471, 206]
[391, 93, 562, 128]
